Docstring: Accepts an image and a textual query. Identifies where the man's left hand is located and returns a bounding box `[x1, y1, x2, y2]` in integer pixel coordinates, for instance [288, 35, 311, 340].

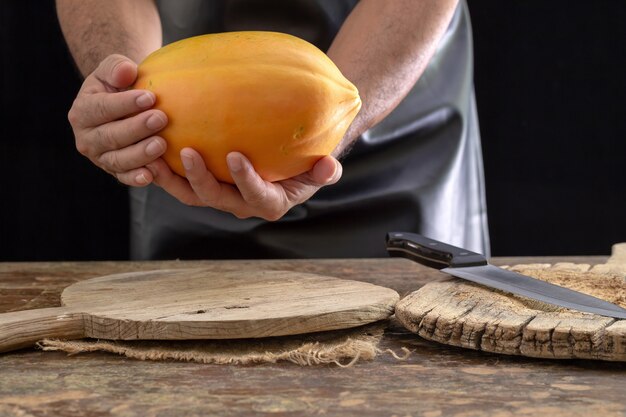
[146, 149, 342, 221]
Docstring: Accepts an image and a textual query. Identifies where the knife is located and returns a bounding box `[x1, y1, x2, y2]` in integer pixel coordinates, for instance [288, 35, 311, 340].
[386, 232, 626, 319]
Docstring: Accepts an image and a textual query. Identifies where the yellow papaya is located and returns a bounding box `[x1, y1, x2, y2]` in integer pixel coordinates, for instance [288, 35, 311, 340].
[134, 31, 361, 184]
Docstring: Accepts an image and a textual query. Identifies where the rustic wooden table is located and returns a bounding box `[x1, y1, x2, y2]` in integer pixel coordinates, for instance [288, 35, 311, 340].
[1, 257, 624, 417]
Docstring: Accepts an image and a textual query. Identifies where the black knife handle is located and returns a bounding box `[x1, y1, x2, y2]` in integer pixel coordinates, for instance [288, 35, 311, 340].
[385, 232, 487, 269]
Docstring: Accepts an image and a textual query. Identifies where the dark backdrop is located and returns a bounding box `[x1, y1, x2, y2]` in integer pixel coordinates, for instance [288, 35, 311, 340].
[469, 1, 626, 256]
[1, 1, 624, 260]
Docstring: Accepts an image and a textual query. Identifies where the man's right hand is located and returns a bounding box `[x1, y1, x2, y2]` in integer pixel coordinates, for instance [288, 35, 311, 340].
[67, 54, 168, 186]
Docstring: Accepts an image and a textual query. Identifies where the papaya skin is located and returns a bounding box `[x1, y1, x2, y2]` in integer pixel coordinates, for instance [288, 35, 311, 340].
[133, 31, 361, 184]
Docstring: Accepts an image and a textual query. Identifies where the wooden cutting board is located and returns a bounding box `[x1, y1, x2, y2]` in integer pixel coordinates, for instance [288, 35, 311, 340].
[396, 243, 626, 361]
[0, 269, 399, 353]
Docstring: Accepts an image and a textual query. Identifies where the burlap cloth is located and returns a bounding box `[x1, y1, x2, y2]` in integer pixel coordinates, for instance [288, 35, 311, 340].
[38, 321, 409, 367]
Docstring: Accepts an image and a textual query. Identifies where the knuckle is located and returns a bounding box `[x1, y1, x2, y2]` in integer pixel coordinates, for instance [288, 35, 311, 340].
[262, 208, 285, 222]
[233, 211, 251, 220]
[211, 194, 230, 212]
[174, 188, 206, 207]
[68, 95, 92, 127]
[99, 54, 123, 75]
[114, 173, 127, 185]
[67, 105, 80, 127]
[115, 172, 135, 187]
[244, 188, 268, 206]
[183, 197, 203, 207]
[132, 114, 152, 137]
[74, 138, 90, 156]
[108, 54, 129, 67]
[93, 97, 110, 122]
[122, 112, 154, 142]
[111, 172, 125, 185]
[198, 196, 212, 207]
[98, 151, 123, 172]
[94, 126, 117, 151]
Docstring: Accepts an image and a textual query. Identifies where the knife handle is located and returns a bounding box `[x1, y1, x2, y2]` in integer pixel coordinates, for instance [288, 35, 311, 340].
[385, 232, 487, 269]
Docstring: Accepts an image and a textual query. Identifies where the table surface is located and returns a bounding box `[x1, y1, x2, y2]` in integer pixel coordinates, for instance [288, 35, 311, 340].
[1, 257, 624, 417]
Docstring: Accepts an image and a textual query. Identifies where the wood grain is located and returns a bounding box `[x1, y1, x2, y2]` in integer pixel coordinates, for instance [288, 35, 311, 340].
[396, 244, 626, 361]
[1, 257, 625, 417]
[0, 269, 399, 353]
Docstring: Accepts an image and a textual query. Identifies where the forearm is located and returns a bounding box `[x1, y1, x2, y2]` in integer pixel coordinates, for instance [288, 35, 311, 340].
[328, 0, 459, 155]
[55, 0, 162, 76]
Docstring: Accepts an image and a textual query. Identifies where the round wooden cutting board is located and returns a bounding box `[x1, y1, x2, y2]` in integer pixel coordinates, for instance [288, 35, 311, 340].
[396, 244, 626, 361]
[0, 269, 399, 353]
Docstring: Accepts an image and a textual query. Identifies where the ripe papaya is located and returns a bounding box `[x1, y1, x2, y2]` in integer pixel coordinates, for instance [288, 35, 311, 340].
[134, 31, 361, 184]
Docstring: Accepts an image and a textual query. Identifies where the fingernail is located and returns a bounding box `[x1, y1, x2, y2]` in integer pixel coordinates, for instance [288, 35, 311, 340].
[331, 161, 343, 183]
[136, 92, 155, 109]
[145, 139, 163, 156]
[146, 113, 165, 130]
[135, 173, 148, 184]
[181, 154, 194, 171]
[326, 160, 341, 184]
[330, 162, 339, 181]
[227, 153, 243, 173]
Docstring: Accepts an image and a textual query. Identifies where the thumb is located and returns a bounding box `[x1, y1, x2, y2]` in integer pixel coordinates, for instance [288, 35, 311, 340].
[311, 156, 342, 185]
[90, 54, 138, 92]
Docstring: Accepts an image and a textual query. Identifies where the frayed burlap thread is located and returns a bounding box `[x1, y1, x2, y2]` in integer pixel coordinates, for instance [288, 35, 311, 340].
[38, 322, 397, 367]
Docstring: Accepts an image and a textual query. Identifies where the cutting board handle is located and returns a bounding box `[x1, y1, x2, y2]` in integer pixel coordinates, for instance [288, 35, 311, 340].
[0, 307, 84, 353]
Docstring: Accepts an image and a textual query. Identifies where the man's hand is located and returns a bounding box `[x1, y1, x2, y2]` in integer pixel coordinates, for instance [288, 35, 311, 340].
[147, 150, 342, 221]
[68, 53, 340, 220]
[67, 54, 168, 186]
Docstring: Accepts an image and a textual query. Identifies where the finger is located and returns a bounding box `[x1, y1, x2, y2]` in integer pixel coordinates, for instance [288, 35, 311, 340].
[114, 166, 155, 187]
[82, 54, 138, 94]
[148, 158, 207, 207]
[85, 109, 168, 156]
[97, 136, 166, 173]
[226, 152, 272, 205]
[276, 156, 341, 207]
[227, 152, 288, 221]
[181, 149, 250, 214]
[310, 156, 343, 185]
[70, 89, 156, 128]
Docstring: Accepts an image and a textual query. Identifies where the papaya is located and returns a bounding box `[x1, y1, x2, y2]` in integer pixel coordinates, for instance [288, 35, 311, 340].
[134, 31, 361, 184]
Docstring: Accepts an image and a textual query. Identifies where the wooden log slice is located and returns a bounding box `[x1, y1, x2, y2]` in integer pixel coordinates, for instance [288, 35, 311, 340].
[395, 244, 626, 361]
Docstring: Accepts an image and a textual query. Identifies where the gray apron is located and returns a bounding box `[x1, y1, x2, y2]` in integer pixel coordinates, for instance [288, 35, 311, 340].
[130, 0, 490, 259]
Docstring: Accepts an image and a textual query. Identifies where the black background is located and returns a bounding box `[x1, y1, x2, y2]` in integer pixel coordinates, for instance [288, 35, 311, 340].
[1, 1, 624, 261]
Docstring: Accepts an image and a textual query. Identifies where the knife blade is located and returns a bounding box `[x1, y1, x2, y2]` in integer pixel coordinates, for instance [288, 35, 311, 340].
[386, 232, 626, 319]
